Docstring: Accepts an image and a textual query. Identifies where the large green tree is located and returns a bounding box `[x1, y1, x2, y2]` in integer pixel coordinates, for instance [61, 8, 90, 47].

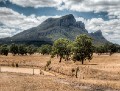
[72, 34, 93, 64]
[51, 38, 70, 63]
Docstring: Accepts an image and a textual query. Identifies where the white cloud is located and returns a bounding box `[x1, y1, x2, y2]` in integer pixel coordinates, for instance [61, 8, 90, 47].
[0, 7, 61, 38]
[9, 0, 62, 8]
[7, 0, 120, 20]
[0, 33, 11, 38]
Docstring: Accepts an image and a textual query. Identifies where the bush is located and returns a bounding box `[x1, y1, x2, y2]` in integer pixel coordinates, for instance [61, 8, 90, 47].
[71, 68, 75, 76]
[27, 45, 37, 55]
[71, 67, 79, 78]
[39, 44, 52, 55]
[18, 45, 27, 55]
[10, 43, 18, 56]
[44, 60, 51, 71]
[0, 45, 9, 56]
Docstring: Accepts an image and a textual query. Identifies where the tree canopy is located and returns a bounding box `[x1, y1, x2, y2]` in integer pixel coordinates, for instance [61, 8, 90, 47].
[72, 34, 93, 64]
[51, 38, 71, 63]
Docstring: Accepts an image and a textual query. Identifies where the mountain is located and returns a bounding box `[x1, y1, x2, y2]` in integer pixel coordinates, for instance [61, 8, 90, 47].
[90, 30, 108, 45]
[0, 14, 109, 46]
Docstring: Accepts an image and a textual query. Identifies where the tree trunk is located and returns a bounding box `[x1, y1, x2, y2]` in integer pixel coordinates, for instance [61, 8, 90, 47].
[75, 71, 78, 78]
[59, 57, 62, 63]
[82, 60, 84, 64]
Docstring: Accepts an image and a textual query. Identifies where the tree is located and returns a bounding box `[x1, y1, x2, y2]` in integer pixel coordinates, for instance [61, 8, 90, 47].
[18, 45, 27, 55]
[51, 38, 70, 63]
[104, 43, 110, 53]
[0, 45, 9, 56]
[10, 43, 18, 56]
[95, 43, 117, 55]
[27, 45, 37, 55]
[65, 42, 73, 61]
[39, 44, 52, 55]
[72, 34, 93, 64]
[96, 46, 106, 55]
[109, 44, 117, 55]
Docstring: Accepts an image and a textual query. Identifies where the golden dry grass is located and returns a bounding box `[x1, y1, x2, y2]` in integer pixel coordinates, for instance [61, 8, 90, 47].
[0, 53, 120, 91]
[0, 72, 85, 91]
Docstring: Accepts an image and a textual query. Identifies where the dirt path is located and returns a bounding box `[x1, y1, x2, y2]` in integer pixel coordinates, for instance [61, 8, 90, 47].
[0, 66, 55, 76]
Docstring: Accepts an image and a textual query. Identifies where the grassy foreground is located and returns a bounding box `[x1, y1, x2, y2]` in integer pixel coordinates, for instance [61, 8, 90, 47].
[0, 53, 120, 91]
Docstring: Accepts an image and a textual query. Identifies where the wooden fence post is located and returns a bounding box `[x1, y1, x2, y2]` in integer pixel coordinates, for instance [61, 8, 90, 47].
[33, 68, 34, 75]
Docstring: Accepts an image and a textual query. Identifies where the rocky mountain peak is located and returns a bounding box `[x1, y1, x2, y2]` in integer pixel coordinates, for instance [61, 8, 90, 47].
[93, 30, 103, 36]
[90, 30, 106, 41]
[60, 14, 75, 20]
[58, 14, 76, 27]
[39, 14, 86, 30]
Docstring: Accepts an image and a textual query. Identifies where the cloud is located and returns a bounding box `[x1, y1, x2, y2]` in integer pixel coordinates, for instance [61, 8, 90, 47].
[60, 0, 120, 19]
[9, 0, 62, 8]
[76, 17, 120, 44]
[0, 0, 7, 2]
[0, 7, 61, 38]
[6, 0, 120, 21]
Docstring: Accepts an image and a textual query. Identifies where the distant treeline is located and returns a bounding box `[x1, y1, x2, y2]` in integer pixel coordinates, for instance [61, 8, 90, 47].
[0, 34, 120, 64]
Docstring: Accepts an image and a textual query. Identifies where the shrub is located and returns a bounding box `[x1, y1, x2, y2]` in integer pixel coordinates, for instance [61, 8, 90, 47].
[71, 68, 75, 76]
[39, 44, 52, 55]
[71, 67, 79, 78]
[10, 43, 18, 56]
[0, 45, 9, 56]
[44, 60, 51, 71]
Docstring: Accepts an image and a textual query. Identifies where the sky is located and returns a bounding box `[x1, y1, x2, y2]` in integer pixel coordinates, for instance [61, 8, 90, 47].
[0, 0, 120, 44]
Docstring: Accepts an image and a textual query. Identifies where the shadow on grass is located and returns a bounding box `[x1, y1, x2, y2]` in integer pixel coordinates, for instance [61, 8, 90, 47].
[79, 64, 98, 65]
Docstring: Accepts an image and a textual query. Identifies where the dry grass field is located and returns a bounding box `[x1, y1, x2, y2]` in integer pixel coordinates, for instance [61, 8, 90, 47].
[0, 53, 120, 91]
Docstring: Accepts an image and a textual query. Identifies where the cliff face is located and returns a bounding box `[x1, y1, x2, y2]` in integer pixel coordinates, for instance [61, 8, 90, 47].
[0, 14, 109, 45]
[39, 14, 86, 31]
[90, 30, 108, 45]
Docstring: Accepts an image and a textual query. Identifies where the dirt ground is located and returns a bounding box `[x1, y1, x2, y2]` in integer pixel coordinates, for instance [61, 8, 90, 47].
[0, 53, 120, 91]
